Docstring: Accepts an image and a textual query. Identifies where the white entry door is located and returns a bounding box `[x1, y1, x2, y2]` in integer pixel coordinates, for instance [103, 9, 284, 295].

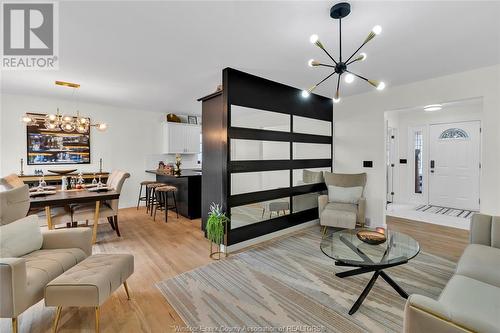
[429, 121, 480, 210]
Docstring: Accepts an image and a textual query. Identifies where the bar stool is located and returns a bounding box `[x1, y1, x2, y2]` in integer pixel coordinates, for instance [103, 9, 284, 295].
[137, 180, 156, 210]
[146, 183, 166, 215]
[154, 185, 179, 223]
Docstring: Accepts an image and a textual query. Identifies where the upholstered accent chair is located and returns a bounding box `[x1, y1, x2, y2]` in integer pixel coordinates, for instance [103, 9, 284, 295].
[72, 170, 130, 237]
[0, 185, 92, 333]
[0, 174, 25, 190]
[318, 172, 367, 232]
[404, 214, 500, 333]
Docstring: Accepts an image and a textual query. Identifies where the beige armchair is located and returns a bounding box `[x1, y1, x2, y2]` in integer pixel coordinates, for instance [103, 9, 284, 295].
[0, 185, 92, 333]
[318, 172, 366, 233]
[404, 214, 500, 333]
[72, 170, 130, 237]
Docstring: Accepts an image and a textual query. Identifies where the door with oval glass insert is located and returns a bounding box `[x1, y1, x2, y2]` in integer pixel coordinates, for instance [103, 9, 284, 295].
[429, 121, 480, 210]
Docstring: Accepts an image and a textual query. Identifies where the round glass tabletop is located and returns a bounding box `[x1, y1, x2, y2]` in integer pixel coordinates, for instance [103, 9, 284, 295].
[320, 228, 420, 267]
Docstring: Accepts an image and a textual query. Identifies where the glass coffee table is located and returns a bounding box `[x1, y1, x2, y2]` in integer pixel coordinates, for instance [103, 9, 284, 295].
[320, 228, 420, 315]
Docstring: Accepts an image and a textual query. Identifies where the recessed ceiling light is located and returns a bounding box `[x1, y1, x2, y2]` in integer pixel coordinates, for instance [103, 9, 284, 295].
[424, 104, 442, 112]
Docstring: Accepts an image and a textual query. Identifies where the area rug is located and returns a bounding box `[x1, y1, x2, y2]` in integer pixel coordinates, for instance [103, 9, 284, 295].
[157, 227, 455, 332]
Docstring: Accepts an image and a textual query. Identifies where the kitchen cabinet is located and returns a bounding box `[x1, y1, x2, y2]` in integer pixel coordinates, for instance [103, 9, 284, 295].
[162, 122, 201, 154]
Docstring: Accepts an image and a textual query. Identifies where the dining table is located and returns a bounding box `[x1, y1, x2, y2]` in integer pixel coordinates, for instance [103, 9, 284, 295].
[29, 187, 120, 244]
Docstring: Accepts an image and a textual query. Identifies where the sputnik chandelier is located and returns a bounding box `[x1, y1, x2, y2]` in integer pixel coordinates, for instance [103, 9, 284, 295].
[302, 2, 385, 102]
[21, 81, 107, 133]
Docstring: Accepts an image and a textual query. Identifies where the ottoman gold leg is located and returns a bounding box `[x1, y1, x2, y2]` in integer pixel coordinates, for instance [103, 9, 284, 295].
[12, 317, 18, 333]
[52, 306, 62, 333]
[123, 281, 131, 300]
[95, 307, 100, 333]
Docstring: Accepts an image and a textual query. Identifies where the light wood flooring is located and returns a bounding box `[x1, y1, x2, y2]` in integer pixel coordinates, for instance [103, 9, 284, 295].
[1, 208, 469, 332]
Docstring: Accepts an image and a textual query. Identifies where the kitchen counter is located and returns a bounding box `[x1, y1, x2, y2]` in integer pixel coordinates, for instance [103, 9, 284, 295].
[145, 169, 201, 177]
[145, 169, 201, 219]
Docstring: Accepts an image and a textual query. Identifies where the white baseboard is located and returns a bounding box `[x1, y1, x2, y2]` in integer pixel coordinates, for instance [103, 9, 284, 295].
[227, 219, 320, 253]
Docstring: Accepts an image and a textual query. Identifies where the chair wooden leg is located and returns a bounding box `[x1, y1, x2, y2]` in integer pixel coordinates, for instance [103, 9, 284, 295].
[123, 281, 131, 300]
[137, 185, 142, 210]
[52, 306, 62, 333]
[114, 215, 120, 237]
[12, 317, 18, 333]
[173, 192, 179, 219]
[95, 307, 100, 333]
[163, 192, 168, 223]
[321, 226, 328, 238]
[107, 216, 115, 230]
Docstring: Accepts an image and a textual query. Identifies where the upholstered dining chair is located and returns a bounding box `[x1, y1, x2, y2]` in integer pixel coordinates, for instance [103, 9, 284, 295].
[0, 174, 25, 190]
[318, 172, 367, 234]
[72, 170, 130, 237]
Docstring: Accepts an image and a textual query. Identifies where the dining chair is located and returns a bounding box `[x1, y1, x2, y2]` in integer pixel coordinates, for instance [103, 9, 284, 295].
[72, 170, 130, 237]
[0, 174, 25, 190]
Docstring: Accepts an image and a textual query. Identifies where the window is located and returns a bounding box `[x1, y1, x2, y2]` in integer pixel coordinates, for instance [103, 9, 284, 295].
[414, 131, 423, 194]
[439, 128, 469, 139]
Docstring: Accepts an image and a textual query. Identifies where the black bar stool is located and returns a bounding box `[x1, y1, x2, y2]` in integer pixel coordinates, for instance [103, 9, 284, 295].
[146, 183, 166, 215]
[154, 185, 179, 223]
[137, 181, 156, 210]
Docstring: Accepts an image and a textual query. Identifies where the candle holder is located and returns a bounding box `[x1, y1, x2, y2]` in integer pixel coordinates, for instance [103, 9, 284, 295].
[20, 158, 24, 176]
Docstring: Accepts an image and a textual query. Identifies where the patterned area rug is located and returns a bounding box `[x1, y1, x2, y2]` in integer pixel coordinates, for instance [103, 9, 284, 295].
[157, 227, 455, 332]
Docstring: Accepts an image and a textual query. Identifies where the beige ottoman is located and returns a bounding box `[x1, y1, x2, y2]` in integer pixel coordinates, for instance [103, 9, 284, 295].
[45, 254, 134, 332]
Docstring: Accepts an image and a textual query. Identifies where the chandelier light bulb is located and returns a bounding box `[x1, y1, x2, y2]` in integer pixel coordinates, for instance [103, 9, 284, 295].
[96, 123, 108, 131]
[308, 59, 315, 67]
[301, 90, 310, 98]
[376, 81, 386, 90]
[344, 73, 355, 84]
[47, 114, 57, 121]
[333, 97, 341, 104]
[22, 115, 32, 123]
[309, 34, 319, 44]
[360, 52, 367, 61]
[372, 25, 382, 35]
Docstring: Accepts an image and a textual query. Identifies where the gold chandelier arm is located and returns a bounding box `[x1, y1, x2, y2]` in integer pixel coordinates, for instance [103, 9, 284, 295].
[314, 71, 337, 90]
[316, 46, 338, 66]
[335, 74, 341, 100]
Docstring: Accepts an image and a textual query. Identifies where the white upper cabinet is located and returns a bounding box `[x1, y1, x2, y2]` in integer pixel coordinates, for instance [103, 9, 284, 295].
[162, 122, 201, 154]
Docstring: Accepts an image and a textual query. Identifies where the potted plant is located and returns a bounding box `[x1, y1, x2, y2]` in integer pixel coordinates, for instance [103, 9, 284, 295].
[206, 203, 229, 260]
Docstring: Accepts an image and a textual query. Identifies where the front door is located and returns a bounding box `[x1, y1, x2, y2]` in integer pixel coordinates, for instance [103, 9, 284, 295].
[429, 121, 480, 210]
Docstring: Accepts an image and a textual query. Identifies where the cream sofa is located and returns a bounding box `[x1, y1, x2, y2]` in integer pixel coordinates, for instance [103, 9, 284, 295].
[404, 213, 500, 333]
[0, 185, 92, 333]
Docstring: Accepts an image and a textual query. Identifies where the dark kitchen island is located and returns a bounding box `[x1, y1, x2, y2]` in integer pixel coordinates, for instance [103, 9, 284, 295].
[145, 169, 202, 219]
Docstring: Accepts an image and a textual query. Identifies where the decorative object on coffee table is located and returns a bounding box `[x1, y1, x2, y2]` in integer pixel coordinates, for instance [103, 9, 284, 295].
[356, 229, 386, 245]
[187, 116, 198, 124]
[206, 203, 229, 260]
[321, 228, 420, 315]
[48, 169, 77, 175]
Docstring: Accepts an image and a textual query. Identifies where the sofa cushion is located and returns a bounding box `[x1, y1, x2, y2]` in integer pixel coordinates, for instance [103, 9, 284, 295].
[439, 275, 500, 333]
[0, 215, 42, 257]
[455, 244, 500, 288]
[320, 202, 357, 229]
[327, 185, 363, 204]
[22, 248, 87, 303]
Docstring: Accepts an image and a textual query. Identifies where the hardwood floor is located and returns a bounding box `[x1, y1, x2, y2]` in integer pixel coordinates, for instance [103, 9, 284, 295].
[1, 208, 470, 332]
[2, 207, 211, 333]
[386, 215, 469, 262]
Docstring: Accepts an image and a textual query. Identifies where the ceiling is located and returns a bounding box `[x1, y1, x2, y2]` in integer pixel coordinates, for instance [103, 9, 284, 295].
[2, 1, 499, 115]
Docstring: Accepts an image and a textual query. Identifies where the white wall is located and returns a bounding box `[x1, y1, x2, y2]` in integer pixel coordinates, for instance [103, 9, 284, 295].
[388, 100, 483, 205]
[334, 65, 500, 226]
[0, 93, 198, 208]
